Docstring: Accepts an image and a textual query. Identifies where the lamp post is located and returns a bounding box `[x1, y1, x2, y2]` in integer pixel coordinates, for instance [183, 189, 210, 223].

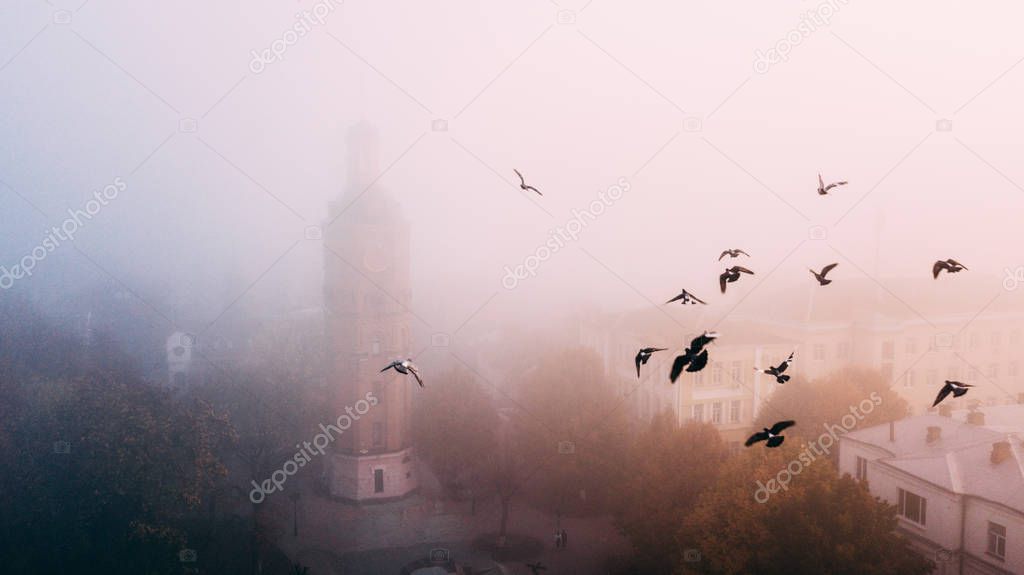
[289, 491, 301, 537]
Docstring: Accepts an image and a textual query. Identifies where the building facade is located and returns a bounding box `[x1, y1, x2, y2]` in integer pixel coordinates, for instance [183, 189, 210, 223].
[323, 125, 418, 502]
[838, 408, 1024, 574]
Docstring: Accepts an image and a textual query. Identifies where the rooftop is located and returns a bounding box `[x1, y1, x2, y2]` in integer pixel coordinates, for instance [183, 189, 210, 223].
[843, 407, 1024, 512]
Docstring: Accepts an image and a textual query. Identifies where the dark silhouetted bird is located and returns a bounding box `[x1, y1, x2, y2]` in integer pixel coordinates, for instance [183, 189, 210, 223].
[755, 351, 795, 384]
[635, 347, 667, 378]
[525, 562, 547, 574]
[513, 169, 542, 196]
[720, 266, 754, 293]
[817, 174, 848, 195]
[810, 263, 838, 286]
[381, 359, 423, 387]
[719, 248, 750, 261]
[745, 420, 796, 448]
[670, 331, 719, 383]
[665, 288, 707, 305]
[932, 259, 967, 279]
[933, 380, 973, 407]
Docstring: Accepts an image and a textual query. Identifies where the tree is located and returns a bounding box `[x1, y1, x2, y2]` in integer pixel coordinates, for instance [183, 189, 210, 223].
[614, 414, 728, 574]
[411, 366, 499, 498]
[0, 300, 234, 574]
[674, 446, 933, 575]
[754, 367, 908, 459]
[513, 347, 632, 516]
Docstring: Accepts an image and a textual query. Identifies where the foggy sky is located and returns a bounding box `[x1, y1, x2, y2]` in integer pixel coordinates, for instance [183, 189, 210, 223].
[3, 0, 1024, 339]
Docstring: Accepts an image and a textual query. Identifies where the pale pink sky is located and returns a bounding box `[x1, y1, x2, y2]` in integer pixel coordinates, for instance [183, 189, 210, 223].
[2, 0, 1024, 334]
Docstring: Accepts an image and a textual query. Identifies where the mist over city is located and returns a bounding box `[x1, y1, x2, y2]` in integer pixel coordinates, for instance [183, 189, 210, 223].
[3, 1, 1024, 574]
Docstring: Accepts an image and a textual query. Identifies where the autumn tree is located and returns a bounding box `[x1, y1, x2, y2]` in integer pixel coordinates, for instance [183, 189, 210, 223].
[0, 300, 234, 574]
[411, 366, 499, 498]
[613, 414, 728, 574]
[514, 347, 632, 516]
[674, 445, 933, 575]
[754, 367, 909, 457]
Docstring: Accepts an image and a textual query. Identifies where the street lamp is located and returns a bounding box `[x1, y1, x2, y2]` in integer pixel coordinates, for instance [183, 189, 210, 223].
[289, 491, 301, 536]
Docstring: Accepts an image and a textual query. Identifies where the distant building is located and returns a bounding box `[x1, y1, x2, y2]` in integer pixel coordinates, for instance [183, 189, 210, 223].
[322, 124, 418, 502]
[748, 278, 1024, 416]
[577, 310, 795, 450]
[577, 277, 1024, 449]
[838, 406, 1024, 574]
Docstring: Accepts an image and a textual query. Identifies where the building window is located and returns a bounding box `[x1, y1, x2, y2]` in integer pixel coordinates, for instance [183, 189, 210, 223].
[693, 370, 704, 386]
[837, 341, 850, 360]
[712, 364, 723, 386]
[903, 370, 914, 388]
[712, 402, 723, 424]
[730, 400, 741, 423]
[813, 344, 825, 361]
[992, 332, 1002, 350]
[730, 361, 742, 387]
[855, 456, 868, 481]
[692, 404, 704, 422]
[1011, 330, 1021, 345]
[373, 468, 385, 493]
[970, 332, 980, 349]
[881, 363, 894, 381]
[882, 340, 895, 360]
[372, 421, 386, 447]
[898, 488, 927, 525]
[905, 338, 917, 355]
[987, 521, 1006, 559]
[988, 364, 999, 379]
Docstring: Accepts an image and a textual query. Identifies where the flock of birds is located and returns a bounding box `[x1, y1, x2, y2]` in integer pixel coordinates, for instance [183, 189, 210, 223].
[368, 172, 982, 572]
[625, 174, 976, 449]
[381, 172, 979, 451]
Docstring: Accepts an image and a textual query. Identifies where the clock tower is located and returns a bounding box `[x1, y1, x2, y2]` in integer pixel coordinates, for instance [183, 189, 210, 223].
[323, 124, 418, 501]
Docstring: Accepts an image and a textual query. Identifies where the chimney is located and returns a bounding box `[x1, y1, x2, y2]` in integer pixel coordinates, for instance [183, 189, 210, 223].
[991, 441, 1012, 465]
[889, 421, 895, 442]
[938, 404, 952, 417]
[966, 411, 985, 426]
[926, 426, 942, 443]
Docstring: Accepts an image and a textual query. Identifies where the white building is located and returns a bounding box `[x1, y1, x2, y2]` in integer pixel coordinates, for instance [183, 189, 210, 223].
[838, 407, 1024, 574]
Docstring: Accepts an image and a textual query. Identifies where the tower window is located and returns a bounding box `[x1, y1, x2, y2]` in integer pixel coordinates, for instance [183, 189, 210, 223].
[372, 421, 385, 447]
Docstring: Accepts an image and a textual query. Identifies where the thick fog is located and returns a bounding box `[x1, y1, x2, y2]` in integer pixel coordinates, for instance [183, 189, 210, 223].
[4, 0, 1024, 339]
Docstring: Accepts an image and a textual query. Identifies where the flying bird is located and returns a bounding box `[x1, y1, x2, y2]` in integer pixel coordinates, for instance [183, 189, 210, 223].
[719, 248, 750, 261]
[720, 266, 754, 294]
[810, 263, 838, 286]
[635, 347, 668, 378]
[932, 380, 974, 407]
[513, 169, 542, 196]
[670, 331, 719, 383]
[755, 351, 795, 384]
[932, 259, 968, 279]
[665, 288, 707, 305]
[817, 174, 848, 195]
[745, 420, 796, 448]
[380, 359, 423, 387]
[525, 562, 547, 574]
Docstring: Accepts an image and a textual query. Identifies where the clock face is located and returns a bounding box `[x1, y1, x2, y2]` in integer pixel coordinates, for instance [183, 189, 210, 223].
[363, 242, 389, 273]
